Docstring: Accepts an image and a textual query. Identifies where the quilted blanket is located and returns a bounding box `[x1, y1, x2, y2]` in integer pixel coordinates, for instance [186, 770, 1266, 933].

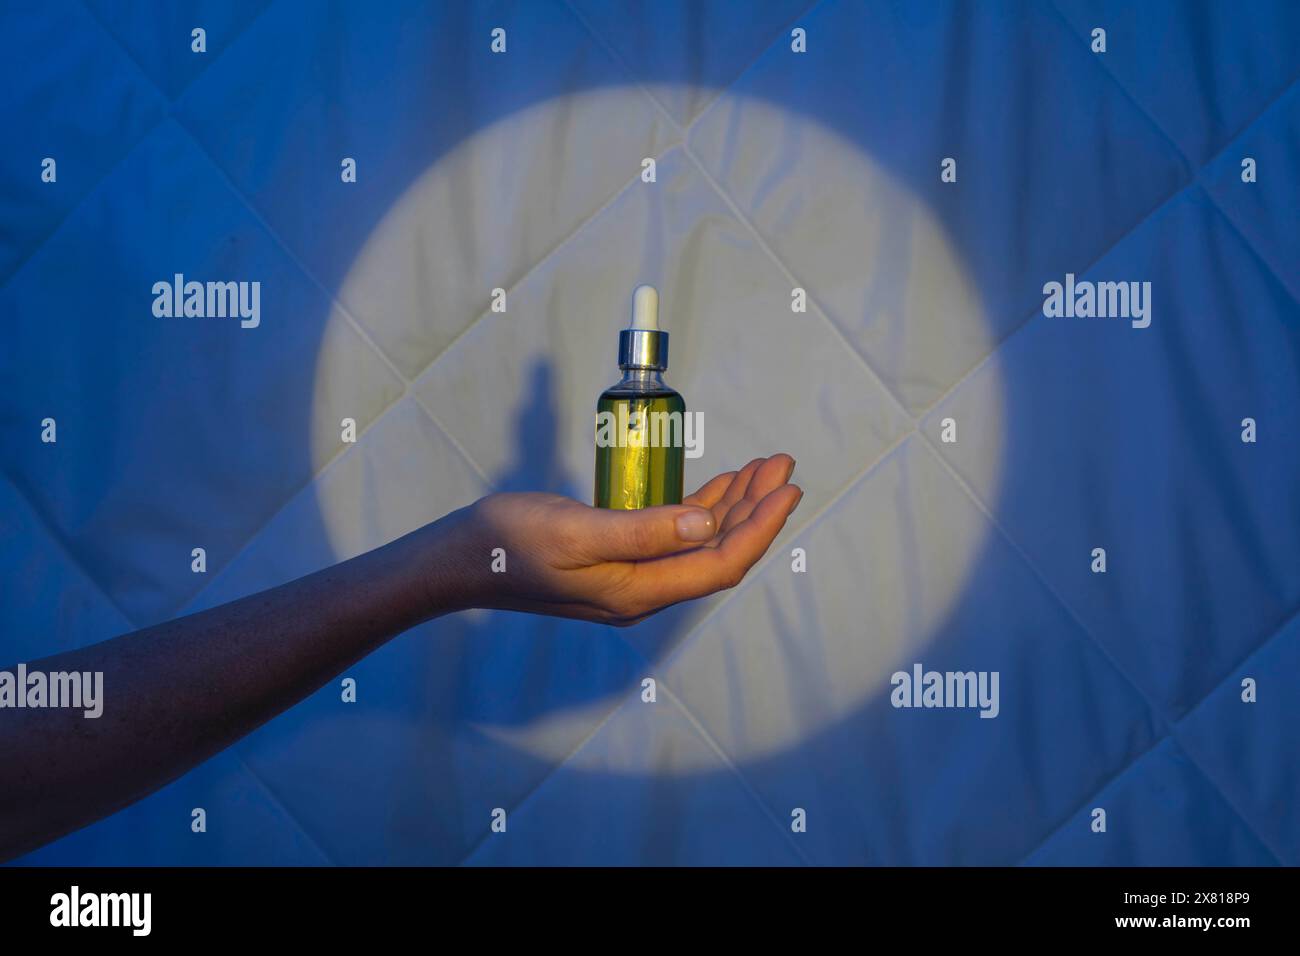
[2, 0, 1297, 865]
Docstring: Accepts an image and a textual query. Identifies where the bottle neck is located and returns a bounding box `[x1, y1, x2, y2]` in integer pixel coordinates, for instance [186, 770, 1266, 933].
[613, 367, 668, 391]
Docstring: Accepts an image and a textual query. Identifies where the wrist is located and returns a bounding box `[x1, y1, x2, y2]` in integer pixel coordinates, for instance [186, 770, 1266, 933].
[406, 502, 488, 617]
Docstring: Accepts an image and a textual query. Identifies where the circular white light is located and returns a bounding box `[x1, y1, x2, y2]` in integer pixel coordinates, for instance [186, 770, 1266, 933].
[313, 87, 1004, 772]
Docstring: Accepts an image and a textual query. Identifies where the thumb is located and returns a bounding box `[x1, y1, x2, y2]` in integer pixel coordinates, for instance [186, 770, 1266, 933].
[581, 504, 718, 562]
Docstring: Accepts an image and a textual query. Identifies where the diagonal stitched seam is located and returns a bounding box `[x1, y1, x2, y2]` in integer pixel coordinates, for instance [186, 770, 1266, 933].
[0, 0, 278, 293]
[1016, 733, 1286, 867]
[676, 0, 828, 125]
[1168, 735, 1289, 864]
[459, 430, 917, 866]
[563, 0, 923, 481]
[232, 753, 339, 865]
[912, 14, 1300, 862]
[561, 0, 827, 129]
[1015, 732, 1168, 865]
[76, 0, 280, 106]
[409, 354, 841, 867]
[405, 393, 499, 490]
[452, 602, 673, 865]
[173, 391, 406, 617]
[479, 378, 912, 852]
[158, 130, 430, 616]
[693, 6, 1298, 431]
[52, 0, 1292, 626]
[614, 14, 1272, 858]
[371, 35, 947, 853]
[1046, 0, 1300, 311]
[1043, 2, 1193, 175]
[169, 37, 1300, 868]
[1200, 183, 1300, 314]
[0, 123, 165, 291]
[177, 103, 687, 850]
[1047, 0, 1300, 176]
[917, 435, 1289, 865]
[167, 7, 685, 393]
[1165, 598, 1300, 864]
[1176, 600, 1300, 728]
[421, 366, 909, 868]
[652, 410, 1299, 866]
[922, 431, 1290, 863]
[659, 684, 814, 865]
[93, 7, 676, 614]
[0, 473, 140, 633]
[456, 687, 641, 865]
[56, 2, 492, 625]
[546, 0, 1200, 848]
[0, 2, 313, 622]
[1024, 598, 1300, 863]
[408, 139, 683, 386]
[174, 136, 689, 615]
[34, 2, 1296, 862]
[564, 0, 919, 426]
[909, 173, 1192, 422]
[685, 119, 1187, 429]
[473, 306, 914, 862]
[410, 343, 836, 866]
[86, 0, 684, 404]
[653, 429, 915, 676]
[3, 110, 413, 628]
[174, 128, 484, 427]
[22, 0, 1125, 643]
[682, 139, 916, 424]
[991, 232, 1300, 843]
[1021, 588, 1293, 864]
[566, 0, 1205, 856]
[455, 684, 813, 867]
[919, 437, 1169, 860]
[919, 436, 1171, 727]
[141, 32, 1300, 869]
[175, 91, 684, 394]
[998, 9, 1300, 859]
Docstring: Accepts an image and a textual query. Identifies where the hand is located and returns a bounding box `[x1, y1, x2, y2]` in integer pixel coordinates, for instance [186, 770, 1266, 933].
[0, 454, 801, 860]
[450, 454, 802, 625]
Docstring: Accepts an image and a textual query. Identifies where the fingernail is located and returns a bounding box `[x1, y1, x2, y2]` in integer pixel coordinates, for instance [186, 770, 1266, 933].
[676, 510, 716, 542]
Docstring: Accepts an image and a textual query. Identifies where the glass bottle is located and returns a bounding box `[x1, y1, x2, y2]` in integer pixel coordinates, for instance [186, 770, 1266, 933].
[594, 286, 685, 509]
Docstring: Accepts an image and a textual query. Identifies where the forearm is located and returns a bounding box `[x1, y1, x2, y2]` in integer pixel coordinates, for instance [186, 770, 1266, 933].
[0, 457, 798, 862]
[0, 506, 476, 861]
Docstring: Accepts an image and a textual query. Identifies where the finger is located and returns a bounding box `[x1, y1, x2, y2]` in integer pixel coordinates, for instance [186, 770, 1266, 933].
[749, 454, 795, 499]
[717, 457, 765, 510]
[710, 457, 766, 529]
[719, 497, 758, 535]
[721, 454, 796, 534]
[575, 502, 719, 563]
[638, 483, 803, 605]
[683, 471, 737, 510]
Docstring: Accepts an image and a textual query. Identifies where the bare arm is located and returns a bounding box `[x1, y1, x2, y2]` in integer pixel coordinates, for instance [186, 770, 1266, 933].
[0, 455, 800, 861]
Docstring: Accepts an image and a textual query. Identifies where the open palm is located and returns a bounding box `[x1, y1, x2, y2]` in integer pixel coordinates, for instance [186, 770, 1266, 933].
[460, 454, 802, 625]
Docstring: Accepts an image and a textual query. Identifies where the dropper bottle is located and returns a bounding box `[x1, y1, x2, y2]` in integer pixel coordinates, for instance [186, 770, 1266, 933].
[594, 285, 686, 509]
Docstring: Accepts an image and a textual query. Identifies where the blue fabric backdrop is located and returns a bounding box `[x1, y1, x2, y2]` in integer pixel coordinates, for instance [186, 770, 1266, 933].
[2, 0, 1297, 865]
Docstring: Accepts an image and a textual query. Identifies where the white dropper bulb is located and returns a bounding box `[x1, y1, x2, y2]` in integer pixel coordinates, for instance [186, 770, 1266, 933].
[630, 284, 659, 330]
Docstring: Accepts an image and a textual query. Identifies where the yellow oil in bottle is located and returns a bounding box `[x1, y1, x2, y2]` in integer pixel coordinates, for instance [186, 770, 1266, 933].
[594, 285, 686, 510]
[595, 390, 686, 509]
